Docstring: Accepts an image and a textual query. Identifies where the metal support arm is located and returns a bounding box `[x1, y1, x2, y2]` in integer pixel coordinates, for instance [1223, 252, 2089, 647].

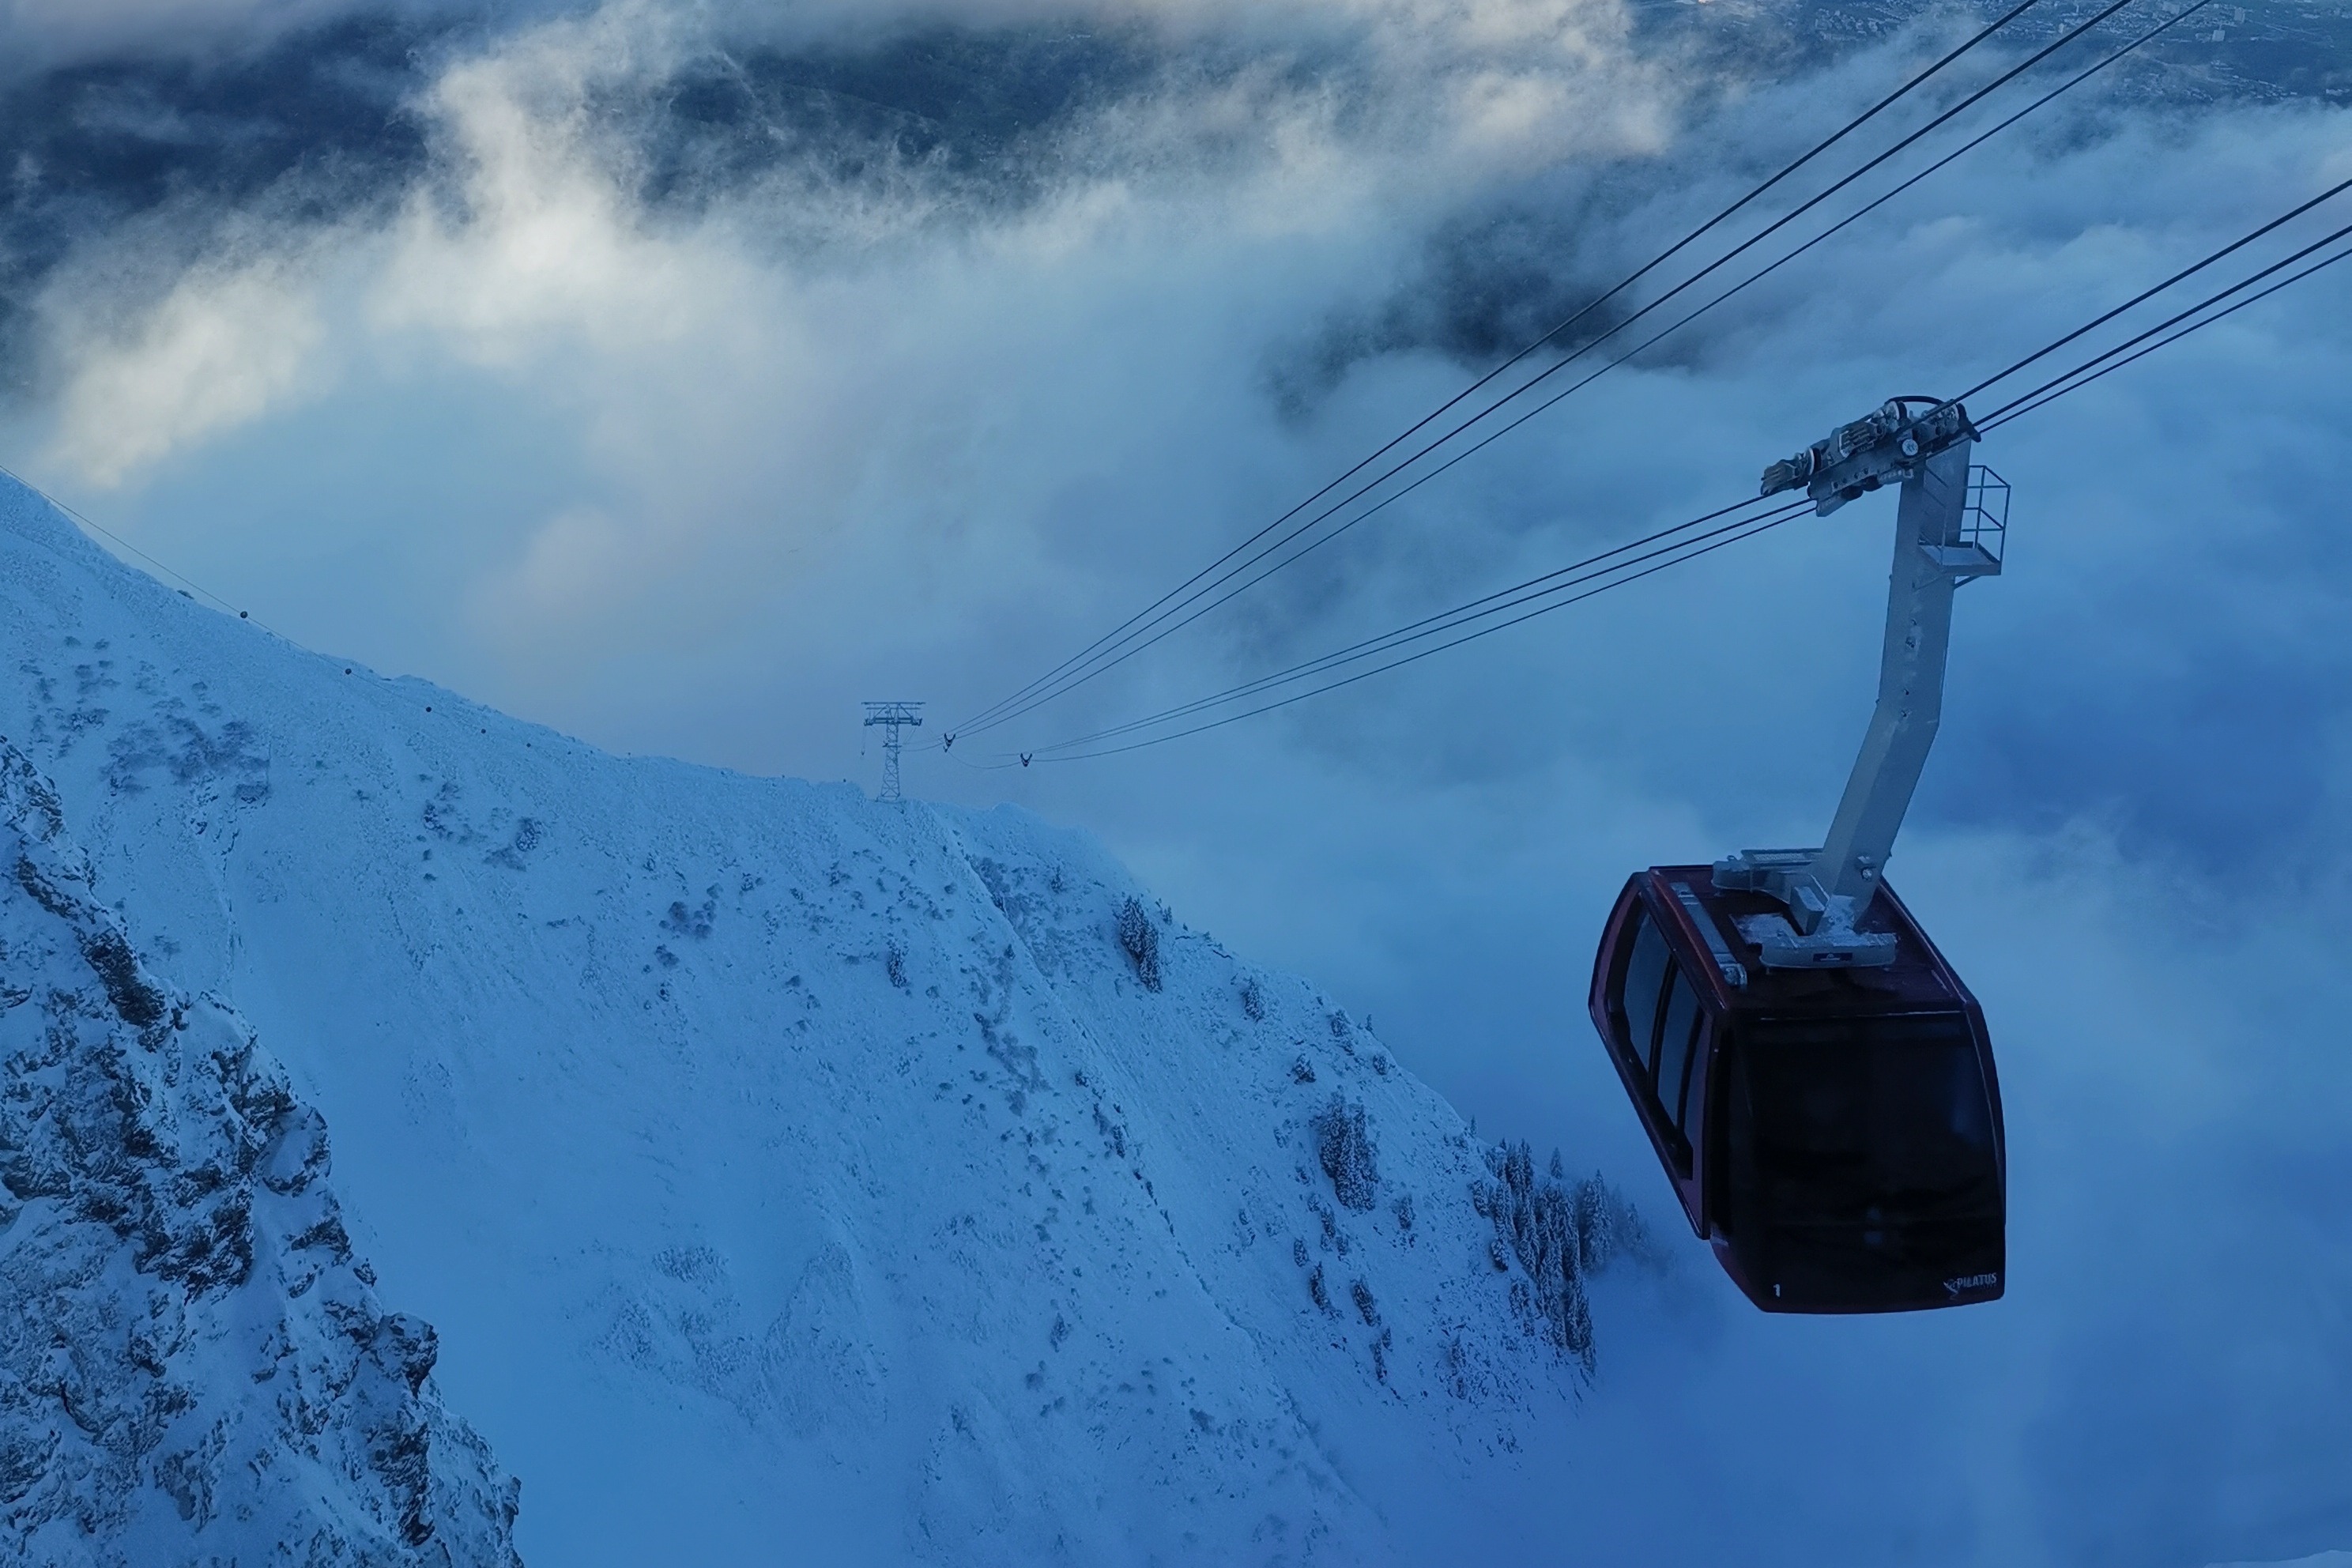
[1715, 401, 2000, 969]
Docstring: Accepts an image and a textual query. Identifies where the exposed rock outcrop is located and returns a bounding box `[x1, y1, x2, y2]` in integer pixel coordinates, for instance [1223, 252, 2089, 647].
[0, 743, 521, 1567]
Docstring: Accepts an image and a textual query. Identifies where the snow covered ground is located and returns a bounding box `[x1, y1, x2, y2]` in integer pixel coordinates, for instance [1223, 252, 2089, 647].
[0, 471, 1653, 1562]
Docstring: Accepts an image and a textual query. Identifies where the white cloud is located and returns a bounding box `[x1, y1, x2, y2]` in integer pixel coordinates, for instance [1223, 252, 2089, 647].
[47, 253, 330, 487]
[192, 0, 1657, 660]
[367, 3, 746, 363]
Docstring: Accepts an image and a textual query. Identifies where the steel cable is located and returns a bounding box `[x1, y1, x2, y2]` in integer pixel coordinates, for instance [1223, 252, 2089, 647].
[999, 94, 2352, 769]
[956, 1, 2196, 764]
[1026, 507, 1809, 763]
[1023, 496, 1813, 756]
[942, 0, 2056, 742]
[1948, 172, 2352, 409]
[1975, 222, 2352, 428]
[995, 0, 2193, 732]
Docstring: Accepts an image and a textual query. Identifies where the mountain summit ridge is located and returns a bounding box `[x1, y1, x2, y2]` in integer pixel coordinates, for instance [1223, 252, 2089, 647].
[0, 473, 1641, 1565]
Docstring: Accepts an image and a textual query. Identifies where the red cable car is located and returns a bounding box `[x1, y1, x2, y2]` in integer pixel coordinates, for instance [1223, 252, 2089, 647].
[1589, 868, 2003, 1313]
[1591, 401, 2008, 1314]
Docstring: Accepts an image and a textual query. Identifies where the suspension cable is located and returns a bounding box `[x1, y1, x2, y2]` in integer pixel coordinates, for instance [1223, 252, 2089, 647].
[1981, 241, 2352, 429]
[1949, 172, 2352, 408]
[1027, 507, 1809, 763]
[1975, 218, 2352, 428]
[949, 0, 2151, 747]
[1026, 496, 1812, 756]
[943, 0, 2054, 742]
[1419, 0, 2214, 458]
[998, 149, 2352, 768]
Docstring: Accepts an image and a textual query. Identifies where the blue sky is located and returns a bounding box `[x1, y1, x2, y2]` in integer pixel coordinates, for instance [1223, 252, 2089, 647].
[3, 1, 2350, 1559]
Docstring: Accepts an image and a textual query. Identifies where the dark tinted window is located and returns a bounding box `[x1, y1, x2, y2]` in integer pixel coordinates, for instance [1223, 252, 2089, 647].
[1657, 969, 1700, 1130]
[1619, 910, 1670, 1071]
[1740, 1015, 1997, 1230]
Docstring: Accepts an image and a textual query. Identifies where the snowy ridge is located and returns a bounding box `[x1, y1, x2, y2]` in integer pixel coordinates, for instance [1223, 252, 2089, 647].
[0, 741, 521, 1566]
[0, 473, 1645, 1564]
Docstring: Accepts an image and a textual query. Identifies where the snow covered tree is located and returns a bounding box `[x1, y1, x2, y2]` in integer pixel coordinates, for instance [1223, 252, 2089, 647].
[1313, 1094, 1379, 1211]
[1116, 895, 1162, 991]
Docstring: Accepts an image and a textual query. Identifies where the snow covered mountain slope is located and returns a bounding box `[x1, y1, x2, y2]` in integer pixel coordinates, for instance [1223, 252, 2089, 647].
[0, 742, 522, 1566]
[0, 473, 1644, 1565]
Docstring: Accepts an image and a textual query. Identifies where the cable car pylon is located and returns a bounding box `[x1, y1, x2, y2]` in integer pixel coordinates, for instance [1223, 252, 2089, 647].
[863, 701, 925, 803]
[1589, 398, 2009, 1315]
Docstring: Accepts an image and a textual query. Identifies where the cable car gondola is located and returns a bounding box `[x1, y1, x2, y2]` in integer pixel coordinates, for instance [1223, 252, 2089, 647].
[1589, 867, 2003, 1313]
[1589, 400, 2008, 1314]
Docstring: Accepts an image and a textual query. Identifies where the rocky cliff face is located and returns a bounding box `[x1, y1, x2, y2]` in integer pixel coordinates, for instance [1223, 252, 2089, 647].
[0, 742, 521, 1566]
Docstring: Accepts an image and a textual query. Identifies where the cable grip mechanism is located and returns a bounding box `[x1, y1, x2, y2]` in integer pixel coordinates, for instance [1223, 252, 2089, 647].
[1760, 398, 1978, 517]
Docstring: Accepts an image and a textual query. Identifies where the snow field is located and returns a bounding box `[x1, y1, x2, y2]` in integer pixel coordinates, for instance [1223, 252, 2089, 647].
[0, 474, 1638, 1564]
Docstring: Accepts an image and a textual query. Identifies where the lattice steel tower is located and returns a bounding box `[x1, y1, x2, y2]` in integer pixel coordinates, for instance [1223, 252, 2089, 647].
[862, 702, 924, 803]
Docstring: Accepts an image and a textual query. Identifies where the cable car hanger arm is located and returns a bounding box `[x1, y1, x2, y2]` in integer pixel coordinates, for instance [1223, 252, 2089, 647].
[1715, 399, 2003, 969]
